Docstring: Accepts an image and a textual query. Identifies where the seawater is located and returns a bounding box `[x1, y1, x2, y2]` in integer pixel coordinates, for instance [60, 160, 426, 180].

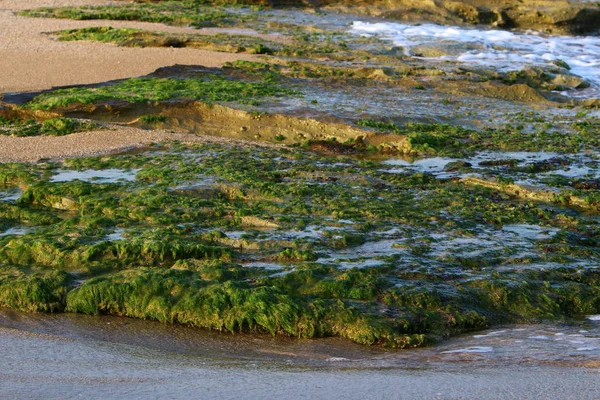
[351, 21, 600, 98]
[1, 311, 599, 399]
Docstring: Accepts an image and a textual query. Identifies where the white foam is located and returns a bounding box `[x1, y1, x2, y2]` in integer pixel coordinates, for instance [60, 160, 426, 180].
[586, 315, 600, 321]
[350, 21, 600, 98]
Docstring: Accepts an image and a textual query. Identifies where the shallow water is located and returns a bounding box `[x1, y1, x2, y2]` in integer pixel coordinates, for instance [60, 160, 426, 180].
[50, 168, 140, 183]
[0, 187, 22, 202]
[380, 151, 600, 187]
[105, 228, 125, 241]
[502, 224, 559, 240]
[1, 310, 599, 399]
[0, 226, 32, 237]
[351, 21, 600, 98]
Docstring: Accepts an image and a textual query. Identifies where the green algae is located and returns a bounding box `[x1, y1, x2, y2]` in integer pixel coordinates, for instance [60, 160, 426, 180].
[20, 2, 257, 28]
[0, 142, 598, 347]
[53, 25, 360, 61]
[0, 116, 98, 137]
[0, 267, 71, 312]
[4, 0, 600, 347]
[23, 76, 294, 111]
[358, 119, 600, 155]
[55, 26, 280, 54]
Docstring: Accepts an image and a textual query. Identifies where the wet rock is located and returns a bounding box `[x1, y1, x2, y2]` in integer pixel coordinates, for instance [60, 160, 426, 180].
[381, 46, 406, 57]
[478, 159, 518, 167]
[366, 68, 396, 81]
[550, 74, 590, 91]
[444, 160, 472, 172]
[519, 157, 569, 173]
[474, 82, 550, 103]
[497, 67, 590, 92]
[171, 183, 220, 199]
[578, 98, 600, 108]
[574, 179, 600, 190]
[504, 4, 600, 35]
[458, 66, 500, 82]
[310, 0, 600, 35]
[552, 59, 571, 70]
[411, 42, 485, 58]
[307, 140, 358, 155]
[51, 196, 78, 211]
[461, 176, 594, 210]
[240, 216, 280, 228]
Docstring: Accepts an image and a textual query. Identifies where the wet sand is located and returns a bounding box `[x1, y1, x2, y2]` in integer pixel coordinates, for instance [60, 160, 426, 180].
[1, 311, 599, 400]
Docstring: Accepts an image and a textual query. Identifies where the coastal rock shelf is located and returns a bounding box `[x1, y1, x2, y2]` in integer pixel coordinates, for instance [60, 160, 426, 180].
[1, 0, 600, 348]
[0, 142, 599, 347]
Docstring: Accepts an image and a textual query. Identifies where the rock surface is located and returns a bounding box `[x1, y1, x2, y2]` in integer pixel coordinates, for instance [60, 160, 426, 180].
[272, 0, 600, 35]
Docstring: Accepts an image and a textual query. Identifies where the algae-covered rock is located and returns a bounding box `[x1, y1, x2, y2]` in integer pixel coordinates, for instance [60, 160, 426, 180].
[51, 196, 78, 211]
[411, 42, 485, 58]
[240, 216, 280, 228]
[474, 82, 551, 103]
[550, 74, 591, 91]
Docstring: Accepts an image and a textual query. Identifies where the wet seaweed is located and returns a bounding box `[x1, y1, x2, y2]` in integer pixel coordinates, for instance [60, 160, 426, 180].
[0, 143, 597, 347]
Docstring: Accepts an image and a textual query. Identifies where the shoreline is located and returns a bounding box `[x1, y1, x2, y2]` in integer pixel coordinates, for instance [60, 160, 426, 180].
[1, 309, 599, 399]
[0, 0, 599, 353]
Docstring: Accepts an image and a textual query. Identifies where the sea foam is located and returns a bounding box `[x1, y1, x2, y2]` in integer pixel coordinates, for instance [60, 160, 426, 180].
[350, 21, 600, 98]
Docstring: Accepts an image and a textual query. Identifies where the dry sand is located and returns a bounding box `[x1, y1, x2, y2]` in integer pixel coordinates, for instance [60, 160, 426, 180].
[0, 0, 269, 162]
[0, 0, 261, 94]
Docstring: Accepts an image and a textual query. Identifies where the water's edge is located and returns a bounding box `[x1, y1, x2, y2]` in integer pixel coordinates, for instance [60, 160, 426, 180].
[1, 310, 599, 399]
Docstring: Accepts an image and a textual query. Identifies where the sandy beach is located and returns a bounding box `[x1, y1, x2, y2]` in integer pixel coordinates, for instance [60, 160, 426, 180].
[0, 0, 259, 94]
[0, 124, 279, 162]
[0, 0, 267, 161]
